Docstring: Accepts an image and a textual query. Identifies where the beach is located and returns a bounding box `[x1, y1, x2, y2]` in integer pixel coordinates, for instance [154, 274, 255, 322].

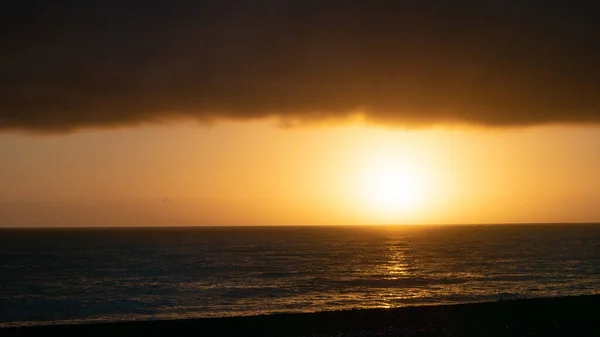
[2, 295, 599, 336]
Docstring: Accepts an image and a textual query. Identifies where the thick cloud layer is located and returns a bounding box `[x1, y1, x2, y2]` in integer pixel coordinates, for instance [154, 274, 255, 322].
[2, 1, 600, 131]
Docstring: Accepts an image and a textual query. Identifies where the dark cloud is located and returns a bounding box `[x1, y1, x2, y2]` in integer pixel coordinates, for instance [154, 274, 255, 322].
[2, 1, 600, 132]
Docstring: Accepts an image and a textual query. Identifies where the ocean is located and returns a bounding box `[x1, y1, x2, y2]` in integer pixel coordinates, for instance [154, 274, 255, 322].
[1, 224, 599, 327]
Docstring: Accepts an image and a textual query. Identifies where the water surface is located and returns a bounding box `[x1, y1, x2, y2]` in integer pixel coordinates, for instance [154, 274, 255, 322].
[1, 224, 599, 327]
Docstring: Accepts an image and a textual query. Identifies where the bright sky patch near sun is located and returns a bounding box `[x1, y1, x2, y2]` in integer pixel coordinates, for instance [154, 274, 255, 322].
[0, 120, 598, 227]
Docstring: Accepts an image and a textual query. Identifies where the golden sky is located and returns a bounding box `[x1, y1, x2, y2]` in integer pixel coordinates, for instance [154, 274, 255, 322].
[1, 121, 598, 226]
[1, 2, 599, 226]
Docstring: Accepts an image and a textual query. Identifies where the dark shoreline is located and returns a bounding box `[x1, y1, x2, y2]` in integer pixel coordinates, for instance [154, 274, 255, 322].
[2, 295, 600, 336]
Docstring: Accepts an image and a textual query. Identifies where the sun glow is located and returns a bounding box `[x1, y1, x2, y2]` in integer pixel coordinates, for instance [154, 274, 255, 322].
[355, 148, 434, 222]
[367, 166, 426, 212]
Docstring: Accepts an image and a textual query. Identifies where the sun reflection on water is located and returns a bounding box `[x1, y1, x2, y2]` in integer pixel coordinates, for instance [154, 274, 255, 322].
[371, 237, 423, 308]
[381, 238, 413, 278]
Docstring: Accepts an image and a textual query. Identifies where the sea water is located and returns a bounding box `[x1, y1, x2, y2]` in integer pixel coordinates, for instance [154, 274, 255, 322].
[1, 224, 599, 327]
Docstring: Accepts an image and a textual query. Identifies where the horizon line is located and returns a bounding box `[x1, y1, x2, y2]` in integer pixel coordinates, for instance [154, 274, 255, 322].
[1, 222, 599, 229]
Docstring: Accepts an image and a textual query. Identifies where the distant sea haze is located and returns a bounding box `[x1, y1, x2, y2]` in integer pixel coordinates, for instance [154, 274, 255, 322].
[1, 224, 599, 327]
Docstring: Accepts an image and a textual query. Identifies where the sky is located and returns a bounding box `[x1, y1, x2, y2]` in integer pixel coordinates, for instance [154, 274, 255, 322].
[1, 1, 599, 226]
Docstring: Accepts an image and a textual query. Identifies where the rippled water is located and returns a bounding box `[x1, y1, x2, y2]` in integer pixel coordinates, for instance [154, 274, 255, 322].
[1, 225, 600, 327]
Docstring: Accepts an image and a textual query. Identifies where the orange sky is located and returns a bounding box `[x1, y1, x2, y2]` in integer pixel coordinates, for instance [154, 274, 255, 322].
[1, 121, 598, 227]
[2, 2, 600, 226]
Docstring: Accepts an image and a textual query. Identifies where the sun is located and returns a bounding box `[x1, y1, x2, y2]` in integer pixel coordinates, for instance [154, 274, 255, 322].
[357, 154, 432, 221]
[368, 167, 425, 212]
